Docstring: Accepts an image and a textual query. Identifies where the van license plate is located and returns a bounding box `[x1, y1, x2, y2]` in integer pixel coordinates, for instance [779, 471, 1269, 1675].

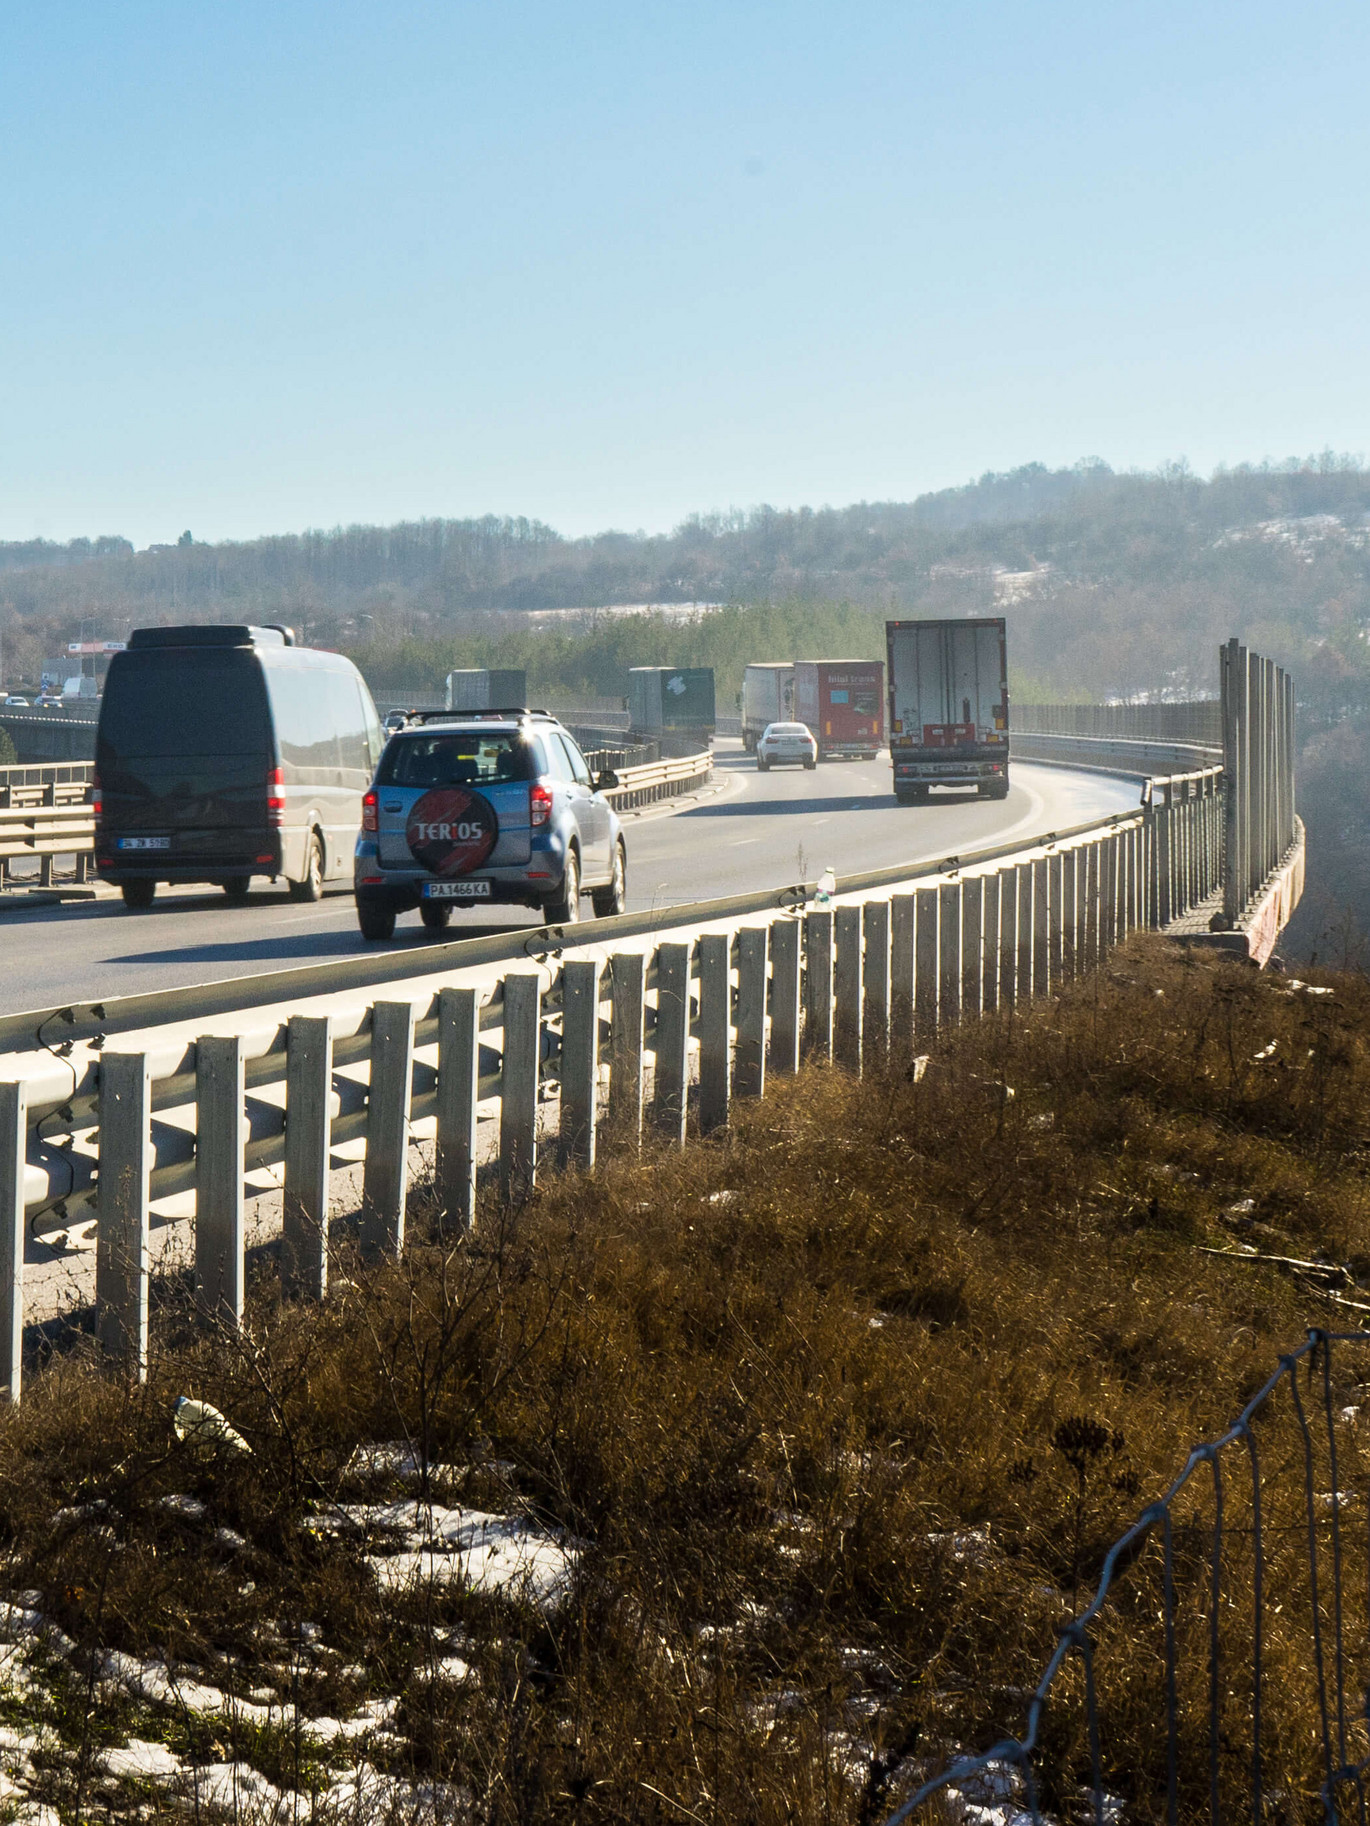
[118, 837, 171, 851]
[424, 880, 491, 899]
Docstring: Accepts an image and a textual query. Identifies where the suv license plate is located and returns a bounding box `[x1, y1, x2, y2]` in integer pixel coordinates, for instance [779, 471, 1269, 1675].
[118, 837, 171, 851]
[423, 880, 491, 899]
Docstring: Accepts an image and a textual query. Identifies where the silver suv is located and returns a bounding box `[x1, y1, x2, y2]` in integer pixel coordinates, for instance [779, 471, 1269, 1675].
[353, 710, 627, 941]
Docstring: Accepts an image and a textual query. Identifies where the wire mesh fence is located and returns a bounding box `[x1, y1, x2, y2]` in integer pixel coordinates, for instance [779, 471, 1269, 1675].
[889, 1328, 1370, 1826]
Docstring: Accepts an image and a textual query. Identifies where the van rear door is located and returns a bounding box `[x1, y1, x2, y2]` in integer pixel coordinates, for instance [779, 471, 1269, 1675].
[97, 649, 273, 862]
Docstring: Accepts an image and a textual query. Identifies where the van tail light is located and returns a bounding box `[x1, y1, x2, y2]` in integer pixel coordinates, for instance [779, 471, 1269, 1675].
[529, 782, 553, 829]
[362, 788, 378, 834]
[90, 771, 102, 823]
[267, 765, 286, 827]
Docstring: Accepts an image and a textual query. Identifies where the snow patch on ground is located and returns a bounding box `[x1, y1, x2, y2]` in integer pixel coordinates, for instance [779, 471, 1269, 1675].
[311, 1499, 579, 1611]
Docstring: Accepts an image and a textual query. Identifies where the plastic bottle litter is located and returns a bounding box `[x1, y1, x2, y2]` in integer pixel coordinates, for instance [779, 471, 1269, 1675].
[173, 1397, 252, 1457]
[815, 867, 837, 905]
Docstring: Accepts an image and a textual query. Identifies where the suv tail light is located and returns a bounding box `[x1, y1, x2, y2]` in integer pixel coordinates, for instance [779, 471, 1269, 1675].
[90, 771, 102, 823]
[530, 782, 553, 829]
[362, 788, 378, 833]
[267, 765, 286, 827]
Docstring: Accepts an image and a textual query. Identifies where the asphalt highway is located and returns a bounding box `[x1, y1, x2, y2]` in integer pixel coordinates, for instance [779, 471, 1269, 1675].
[0, 742, 1141, 1016]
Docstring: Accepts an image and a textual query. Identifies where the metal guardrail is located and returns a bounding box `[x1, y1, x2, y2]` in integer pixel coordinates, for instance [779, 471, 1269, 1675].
[1222, 639, 1296, 926]
[0, 780, 95, 888]
[1011, 732, 1221, 777]
[1014, 699, 1222, 744]
[0, 774, 1225, 1396]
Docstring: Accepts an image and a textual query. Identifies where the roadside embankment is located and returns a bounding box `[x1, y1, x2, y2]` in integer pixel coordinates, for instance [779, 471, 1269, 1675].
[0, 935, 1362, 1822]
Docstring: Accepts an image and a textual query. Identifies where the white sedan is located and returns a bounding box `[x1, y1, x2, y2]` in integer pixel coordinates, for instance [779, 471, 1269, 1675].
[756, 722, 818, 771]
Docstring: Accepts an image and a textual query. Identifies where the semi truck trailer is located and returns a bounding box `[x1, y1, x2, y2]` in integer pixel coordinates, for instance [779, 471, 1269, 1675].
[627, 666, 716, 747]
[445, 669, 529, 712]
[885, 617, 1009, 803]
[793, 660, 884, 760]
[740, 663, 795, 752]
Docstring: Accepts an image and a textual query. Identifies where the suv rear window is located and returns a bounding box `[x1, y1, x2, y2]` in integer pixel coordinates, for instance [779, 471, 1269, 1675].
[379, 732, 538, 787]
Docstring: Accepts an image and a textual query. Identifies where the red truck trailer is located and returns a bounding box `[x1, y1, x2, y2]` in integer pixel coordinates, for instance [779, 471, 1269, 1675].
[793, 660, 885, 761]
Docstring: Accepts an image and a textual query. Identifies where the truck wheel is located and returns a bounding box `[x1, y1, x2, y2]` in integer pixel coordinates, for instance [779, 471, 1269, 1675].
[980, 781, 1010, 801]
[121, 879, 156, 909]
[357, 898, 396, 941]
[896, 786, 928, 805]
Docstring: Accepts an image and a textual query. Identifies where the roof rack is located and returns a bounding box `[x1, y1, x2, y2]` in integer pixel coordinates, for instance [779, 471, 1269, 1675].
[399, 707, 555, 726]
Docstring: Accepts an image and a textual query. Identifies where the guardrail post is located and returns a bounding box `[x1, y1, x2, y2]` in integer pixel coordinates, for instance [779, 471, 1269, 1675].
[890, 894, 915, 1053]
[608, 953, 645, 1140]
[833, 905, 862, 1071]
[96, 1052, 150, 1378]
[0, 1080, 24, 1403]
[734, 927, 767, 1100]
[938, 880, 962, 1029]
[195, 1034, 245, 1326]
[863, 900, 890, 1066]
[1032, 858, 1050, 996]
[769, 919, 802, 1075]
[436, 987, 479, 1231]
[653, 942, 691, 1142]
[1156, 794, 1173, 925]
[1102, 835, 1119, 954]
[559, 960, 601, 1169]
[697, 935, 731, 1134]
[981, 873, 1000, 1012]
[499, 974, 543, 1201]
[997, 864, 1018, 1008]
[361, 1000, 415, 1256]
[283, 1014, 333, 1298]
[802, 910, 833, 1062]
[915, 886, 939, 1040]
[1047, 852, 1065, 981]
[958, 877, 981, 1018]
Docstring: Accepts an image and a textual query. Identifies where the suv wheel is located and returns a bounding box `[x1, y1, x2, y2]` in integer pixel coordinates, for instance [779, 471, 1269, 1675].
[420, 899, 452, 930]
[592, 840, 627, 918]
[121, 880, 156, 910]
[357, 898, 396, 941]
[222, 878, 252, 902]
[544, 847, 580, 925]
[289, 832, 324, 902]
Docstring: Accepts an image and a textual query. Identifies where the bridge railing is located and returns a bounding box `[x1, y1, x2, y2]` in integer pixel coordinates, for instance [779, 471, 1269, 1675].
[2, 776, 1223, 1398]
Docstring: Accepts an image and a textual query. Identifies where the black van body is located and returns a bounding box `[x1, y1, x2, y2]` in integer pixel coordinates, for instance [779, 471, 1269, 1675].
[94, 625, 383, 907]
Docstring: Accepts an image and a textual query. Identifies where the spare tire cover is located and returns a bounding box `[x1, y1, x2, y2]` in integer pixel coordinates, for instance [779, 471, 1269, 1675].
[405, 788, 499, 876]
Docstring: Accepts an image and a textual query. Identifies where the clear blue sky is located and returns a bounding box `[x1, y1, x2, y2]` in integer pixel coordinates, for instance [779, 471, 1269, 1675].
[2, 0, 1367, 548]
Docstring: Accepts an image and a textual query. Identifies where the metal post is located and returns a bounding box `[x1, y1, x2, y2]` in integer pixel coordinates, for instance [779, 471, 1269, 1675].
[914, 887, 939, 1041]
[1016, 861, 1035, 998]
[499, 974, 543, 1201]
[0, 1080, 25, 1402]
[1221, 638, 1240, 925]
[697, 934, 731, 1134]
[1032, 857, 1050, 995]
[960, 876, 983, 1019]
[361, 1000, 415, 1258]
[283, 1013, 333, 1297]
[436, 987, 479, 1231]
[195, 1034, 245, 1326]
[998, 863, 1019, 1008]
[96, 1052, 150, 1377]
[863, 899, 890, 1065]
[734, 927, 768, 1099]
[890, 894, 915, 1053]
[1047, 852, 1064, 980]
[652, 942, 691, 1143]
[833, 905, 862, 1071]
[559, 959, 601, 1168]
[608, 953, 645, 1140]
[769, 918, 802, 1075]
[938, 880, 962, 1029]
[803, 910, 833, 1062]
[1157, 791, 1173, 925]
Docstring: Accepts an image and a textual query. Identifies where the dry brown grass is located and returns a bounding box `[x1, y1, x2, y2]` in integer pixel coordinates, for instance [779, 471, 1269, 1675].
[0, 935, 1368, 1822]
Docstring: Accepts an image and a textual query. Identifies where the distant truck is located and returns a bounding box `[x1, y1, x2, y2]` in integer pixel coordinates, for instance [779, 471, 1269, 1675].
[627, 666, 715, 747]
[793, 660, 885, 761]
[885, 617, 1009, 803]
[740, 663, 794, 752]
[445, 668, 528, 712]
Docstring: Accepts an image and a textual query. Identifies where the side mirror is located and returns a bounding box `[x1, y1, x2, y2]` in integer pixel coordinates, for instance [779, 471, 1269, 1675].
[595, 768, 620, 792]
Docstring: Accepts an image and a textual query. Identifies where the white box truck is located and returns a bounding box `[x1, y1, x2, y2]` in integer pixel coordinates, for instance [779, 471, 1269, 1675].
[740, 663, 794, 752]
[885, 617, 1009, 803]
